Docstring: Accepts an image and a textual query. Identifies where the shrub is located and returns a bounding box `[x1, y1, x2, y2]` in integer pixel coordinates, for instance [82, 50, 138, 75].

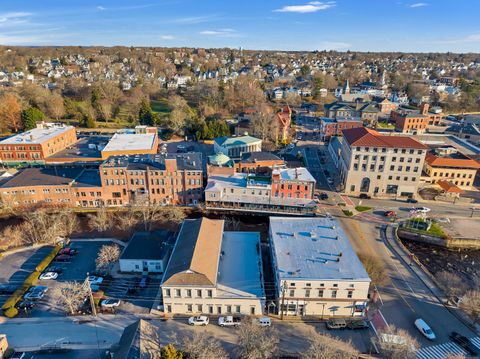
[355, 206, 372, 212]
[4, 307, 18, 318]
[342, 210, 353, 217]
[93, 290, 104, 306]
[35, 245, 62, 272]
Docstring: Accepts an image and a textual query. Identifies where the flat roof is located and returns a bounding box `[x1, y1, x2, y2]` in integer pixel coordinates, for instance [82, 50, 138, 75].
[102, 133, 156, 152]
[0, 125, 74, 145]
[217, 231, 265, 298]
[47, 136, 108, 160]
[215, 135, 261, 148]
[1, 167, 84, 188]
[269, 217, 370, 282]
[120, 231, 174, 261]
[275, 167, 315, 182]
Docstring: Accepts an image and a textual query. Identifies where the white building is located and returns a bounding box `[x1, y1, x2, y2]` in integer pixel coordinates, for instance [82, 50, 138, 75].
[214, 136, 262, 159]
[161, 218, 265, 316]
[269, 217, 371, 318]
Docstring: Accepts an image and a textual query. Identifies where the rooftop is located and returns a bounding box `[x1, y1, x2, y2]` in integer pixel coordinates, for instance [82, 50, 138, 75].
[208, 153, 233, 167]
[217, 231, 265, 298]
[425, 151, 480, 169]
[120, 230, 174, 261]
[47, 136, 108, 161]
[1, 167, 84, 188]
[269, 217, 370, 282]
[102, 133, 157, 153]
[215, 135, 261, 148]
[274, 167, 316, 182]
[342, 127, 427, 149]
[0, 124, 75, 145]
[240, 151, 283, 164]
[101, 153, 202, 171]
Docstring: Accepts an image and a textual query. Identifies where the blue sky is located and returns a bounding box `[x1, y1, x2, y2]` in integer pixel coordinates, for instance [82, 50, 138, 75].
[1, 0, 480, 52]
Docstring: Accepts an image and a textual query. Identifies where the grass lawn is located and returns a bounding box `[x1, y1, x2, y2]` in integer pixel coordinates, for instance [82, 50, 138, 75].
[355, 205, 372, 212]
[151, 99, 171, 113]
[404, 219, 447, 238]
[377, 121, 394, 129]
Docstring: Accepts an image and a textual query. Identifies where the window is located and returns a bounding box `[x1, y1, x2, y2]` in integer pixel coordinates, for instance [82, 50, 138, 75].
[332, 284, 338, 288]
[209, 306, 213, 314]
[167, 305, 171, 313]
[186, 289, 192, 298]
[226, 305, 232, 313]
[175, 289, 181, 297]
[165, 289, 171, 297]
[390, 165, 394, 171]
[207, 290, 212, 298]
[196, 289, 202, 298]
[305, 289, 310, 298]
[235, 305, 241, 313]
[347, 291, 353, 298]
[197, 304, 202, 312]
[318, 290, 324, 298]
[289, 290, 295, 297]
[331, 290, 337, 298]
[187, 304, 192, 312]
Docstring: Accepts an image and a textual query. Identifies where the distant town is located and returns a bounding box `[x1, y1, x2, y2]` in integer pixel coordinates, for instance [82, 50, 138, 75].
[0, 45, 479, 359]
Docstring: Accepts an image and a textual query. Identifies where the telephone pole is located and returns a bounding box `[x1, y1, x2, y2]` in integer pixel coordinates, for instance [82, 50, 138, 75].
[280, 281, 286, 320]
[84, 273, 97, 317]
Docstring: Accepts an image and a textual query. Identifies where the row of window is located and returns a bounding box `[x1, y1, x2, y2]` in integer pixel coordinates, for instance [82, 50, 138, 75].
[164, 288, 213, 298]
[354, 154, 422, 164]
[102, 169, 202, 177]
[353, 163, 419, 173]
[289, 289, 354, 299]
[431, 171, 473, 179]
[165, 303, 256, 315]
[354, 147, 424, 155]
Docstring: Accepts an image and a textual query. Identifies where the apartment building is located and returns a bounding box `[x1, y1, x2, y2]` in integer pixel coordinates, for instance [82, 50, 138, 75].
[392, 103, 442, 134]
[423, 146, 480, 188]
[269, 217, 371, 317]
[324, 100, 379, 125]
[205, 167, 316, 215]
[214, 135, 262, 159]
[100, 153, 203, 206]
[319, 117, 363, 141]
[0, 122, 77, 164]
[334, 127, 427, 198]
[161, 218, 265, 316]
[0, 153, 204, 208]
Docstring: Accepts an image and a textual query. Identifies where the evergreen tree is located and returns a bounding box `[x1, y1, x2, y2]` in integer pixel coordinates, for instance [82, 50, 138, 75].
[139, 99, 154, 126]
[21, 107, 45, 130]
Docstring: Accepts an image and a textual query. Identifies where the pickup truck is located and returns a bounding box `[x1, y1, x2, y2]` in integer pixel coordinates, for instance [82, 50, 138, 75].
[218, 316, 242, 327]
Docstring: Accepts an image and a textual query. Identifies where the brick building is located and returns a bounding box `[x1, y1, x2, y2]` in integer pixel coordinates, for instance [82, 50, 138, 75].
[0, 122, 77, 164]
[236, 152, 285, 173]
[101, 132, 159, 160]
[392, 104, 442, 134]
[324, 100, 379, 125]
[319, 118, 363, 141]
[1, 153, 204, 208]
[276, 106, 292, 142]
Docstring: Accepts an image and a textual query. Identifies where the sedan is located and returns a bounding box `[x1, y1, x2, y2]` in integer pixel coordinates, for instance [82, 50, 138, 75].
[410, 207, 431, 214]
[188, 315, 209, 326]
[319, 192, 329, 200]
[327, 177, 334, 185]
[100, 299, 121, 308]
[54, 254, 71, 262]
[39, 272, 58, 280]
[87, 276, 104, 285]
[384, 211, 396, 217]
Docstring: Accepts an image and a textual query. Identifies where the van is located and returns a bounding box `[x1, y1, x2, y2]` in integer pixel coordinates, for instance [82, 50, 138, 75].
[414, 318, 436, 340]
[256, 317, 272, 327]
[326, 318, 347, 330]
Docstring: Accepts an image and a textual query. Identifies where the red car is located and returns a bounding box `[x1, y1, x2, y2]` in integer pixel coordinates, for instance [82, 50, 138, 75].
[384, 210, 396, 217]
[59, 248, 77, 256]
[54, 254, 71, 262]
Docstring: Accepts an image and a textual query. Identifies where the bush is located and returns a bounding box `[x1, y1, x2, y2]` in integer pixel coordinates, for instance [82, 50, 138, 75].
[4, 307, 18, 318]
[343, 210, 353, 217]
[35, 245, 62, 272]
[355, 206, 372, 212]
[93, 290, 104, 306]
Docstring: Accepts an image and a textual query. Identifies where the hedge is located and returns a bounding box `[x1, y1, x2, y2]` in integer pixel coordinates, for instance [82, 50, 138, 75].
[2, 245, 62, 315]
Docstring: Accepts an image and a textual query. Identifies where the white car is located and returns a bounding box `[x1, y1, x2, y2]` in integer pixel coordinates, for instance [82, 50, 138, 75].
[100, 299, 121, 308]
[39, 272, 58, 280]
[256, 317, 272, 327]
[410, 207, 431, 214]
[327, 177, 334, 185]
[87, 276, 103, 285]
[414, 318, 436, 340]
[188, 315, 209, 326]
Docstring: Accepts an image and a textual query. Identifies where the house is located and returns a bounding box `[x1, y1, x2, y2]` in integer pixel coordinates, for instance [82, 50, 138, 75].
[333, 127, 427, 198]
[214, 135, 262, 159]
[276, 106, 292, 143]
[391, 104, 443, 134]
[269, 217, 371, 317]
[445, 123, 480, 146]
[161, 218, 266, 316]
[319, 118, 363, 141]
[119, 231, 175, 273]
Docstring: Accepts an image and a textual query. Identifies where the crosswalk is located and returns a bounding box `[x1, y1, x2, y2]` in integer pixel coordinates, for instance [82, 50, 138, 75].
[416, 337, 480, 359]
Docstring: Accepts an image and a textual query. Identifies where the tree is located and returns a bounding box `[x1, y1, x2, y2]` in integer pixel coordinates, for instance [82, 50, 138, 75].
[162, 206, 187, 226]
[88, 206, 113, 233]
[114, 208, 140, 235]
[250, 104, 275, 141]
[45, 93, 65, 120]
[139, 98, 155, 126]
[163, 344, 183, 359]
[0, 93, 22, 132]
[21, 107, 45, 130]
[236, 317, 279, 359]
[375, 326, 419, 359]
[435, 271, 467, 301]
[302, 330, 359, 359]
[459, 290, 480, 324]
[182, 332, 227, 359]
[132, 196, 164, 231]
[0, 225, 24, 249]
[358, 253, 390, 287]
[96, 244, 121, 273]
[52, 281, 89, 315]
[21, 208, 78, 245]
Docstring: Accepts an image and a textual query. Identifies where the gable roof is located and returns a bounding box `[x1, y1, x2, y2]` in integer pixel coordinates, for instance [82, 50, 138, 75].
[425, 152, 480, 169]
[342, 127, 427, 149]
[437, 180, 463, 193]
[162, 218, 224, 287]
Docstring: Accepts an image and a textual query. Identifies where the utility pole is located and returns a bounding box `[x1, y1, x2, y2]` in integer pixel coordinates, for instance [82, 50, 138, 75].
[84, 273, 97, 317]
[280, 280, 286, 320]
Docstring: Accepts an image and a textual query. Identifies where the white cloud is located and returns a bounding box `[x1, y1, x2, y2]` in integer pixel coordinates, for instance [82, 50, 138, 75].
[97, 6, 106, 11]
[318, 41, 351, 50]
[0, 12, 32, 24]
[166, 16, 216, 24]
[200, 29, 238, 37]
[409, 2, 427, 7]
[274, 1, 335, 13]
[160, 35, 175, 40]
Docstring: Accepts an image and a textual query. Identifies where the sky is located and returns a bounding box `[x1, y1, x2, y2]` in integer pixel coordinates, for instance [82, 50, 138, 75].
[1, 0, 480, 52]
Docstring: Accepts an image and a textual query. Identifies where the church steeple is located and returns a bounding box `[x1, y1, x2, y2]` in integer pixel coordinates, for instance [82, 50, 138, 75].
[343, 79, 350, 94]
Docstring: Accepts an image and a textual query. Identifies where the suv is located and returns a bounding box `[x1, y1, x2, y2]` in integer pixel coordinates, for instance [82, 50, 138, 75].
[359, 194, 371, 199]
[326, 318, 347, 330]
[347, 320, 369, 330]
[188, 315, 209, 326]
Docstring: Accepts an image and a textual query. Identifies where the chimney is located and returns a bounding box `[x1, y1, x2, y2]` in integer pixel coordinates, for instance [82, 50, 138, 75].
[421, 103, 429, 115]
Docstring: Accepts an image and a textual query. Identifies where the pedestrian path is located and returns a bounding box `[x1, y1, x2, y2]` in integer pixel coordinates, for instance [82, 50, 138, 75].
[416, 337, 480, 359]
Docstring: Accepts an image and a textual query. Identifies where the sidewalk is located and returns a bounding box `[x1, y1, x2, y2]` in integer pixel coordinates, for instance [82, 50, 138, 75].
[383, 224, 480, 335]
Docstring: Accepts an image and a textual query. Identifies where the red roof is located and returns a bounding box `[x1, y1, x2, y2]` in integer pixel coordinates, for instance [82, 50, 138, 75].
[437, 180, 463, 193]
[342, 127, 427, 149]
[425, 152, 480, 169]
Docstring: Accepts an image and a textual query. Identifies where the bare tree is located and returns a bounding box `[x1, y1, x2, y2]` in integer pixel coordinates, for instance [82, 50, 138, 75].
[358, 253, 390, 287]
[45, 93, 65, 120]
[162, 206, 187, 226]
[223, 216, 241, 231]
[250, 104, 275, 141]
[0, 225, 24, 249]
[0, 93, 22, 132]
[88, 206, 113, 233]
[114, 208, 140, 234]
[375, 326, 419, 359]
[435, 271, 468, 301]
[97, 99, 113, 122]
[52, 281, 89, 315]
[459, 290, 480, 324]
[302, 330, 359, 359]
[236, 317, 279, 359]
[182, 332, 228, 359]
[21, 208, 77, 245]
[96, 244, 121, 273]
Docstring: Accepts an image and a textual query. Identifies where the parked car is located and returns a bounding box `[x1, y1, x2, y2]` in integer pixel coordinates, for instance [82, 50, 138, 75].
[139, 275, 148, 289]
[450, 332, 480, 356]
[54, 254, 71, 262]
[87, 276, 104, 285]
[218, 316, 242, 327]
[16, 300, 36, 310]
[44, 266, 63, 274]
[0, 284, 17, 294]
[327, 177, 334, 185]
[59, 247, 78, 256]
[384, 210, 396, 217]
[256, 317, 272, 327]
[39, 272, 59, 280]
[24, 286, 48, 300]
[406, 198, 418, 204]
[10, 352, 25, 359]
[346, 320, 369, 330]
[319, 192, 328, 200]
[359, 193, 371, 199]
[188, 315, 209, 326]
[326, 318, 347, 330]
[100, 299, 121, 308]
[410, 207, 430, 214]
[414, 319, 436, 340]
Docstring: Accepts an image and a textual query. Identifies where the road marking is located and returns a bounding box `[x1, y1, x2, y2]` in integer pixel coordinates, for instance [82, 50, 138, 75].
[416, 341, 468, 359]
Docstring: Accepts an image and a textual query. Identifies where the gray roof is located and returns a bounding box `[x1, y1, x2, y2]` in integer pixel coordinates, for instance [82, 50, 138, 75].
[269, 217, 370, 282]
[101, 153, 203, 171]
[215, 135, 261, 148]
[240, 151, 283, 163]
[120, 230, 174, 261]
[1, 167, 84, 188]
